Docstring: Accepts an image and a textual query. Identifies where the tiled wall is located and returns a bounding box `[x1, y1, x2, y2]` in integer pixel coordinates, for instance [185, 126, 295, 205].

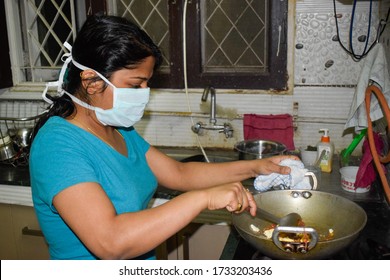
[294, 1, 380, 86]
[135, 86, 357, 152]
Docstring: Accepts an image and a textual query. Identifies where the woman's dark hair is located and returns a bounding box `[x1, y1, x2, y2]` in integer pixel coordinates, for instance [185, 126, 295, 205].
[32, 14, 162, 139]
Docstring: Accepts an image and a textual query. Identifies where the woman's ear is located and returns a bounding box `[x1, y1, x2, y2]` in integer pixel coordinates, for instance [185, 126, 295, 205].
[80, 70, 103, 95]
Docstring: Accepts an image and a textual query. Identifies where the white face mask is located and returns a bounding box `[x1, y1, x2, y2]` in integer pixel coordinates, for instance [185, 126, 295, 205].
[43, 42, 150, 128]
[64, 85, 149, 128]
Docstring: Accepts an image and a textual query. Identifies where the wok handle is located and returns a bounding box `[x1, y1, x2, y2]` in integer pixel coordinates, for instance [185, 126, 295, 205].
[305, 171, 318, 190]
[272, 226, 318, 253]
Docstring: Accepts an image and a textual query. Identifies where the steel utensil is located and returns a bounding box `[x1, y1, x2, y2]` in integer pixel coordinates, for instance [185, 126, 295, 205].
[256, 208, 301, 227]
[234, 140, 286, 160]
[0, 134, 17, 161]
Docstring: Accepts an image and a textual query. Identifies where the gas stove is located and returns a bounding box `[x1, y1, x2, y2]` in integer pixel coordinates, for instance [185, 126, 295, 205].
[227, 232, 390, 260]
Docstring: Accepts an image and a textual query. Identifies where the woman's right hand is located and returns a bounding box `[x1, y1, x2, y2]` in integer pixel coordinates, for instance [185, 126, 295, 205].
[203, 182, 257, 216]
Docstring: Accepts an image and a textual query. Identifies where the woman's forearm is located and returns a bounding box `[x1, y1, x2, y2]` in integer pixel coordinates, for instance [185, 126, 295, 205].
[109, 190, 208, 259]
[173, 160, 257, 191]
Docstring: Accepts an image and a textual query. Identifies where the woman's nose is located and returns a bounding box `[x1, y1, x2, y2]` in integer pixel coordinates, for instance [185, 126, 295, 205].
[140, 81, 148, 88]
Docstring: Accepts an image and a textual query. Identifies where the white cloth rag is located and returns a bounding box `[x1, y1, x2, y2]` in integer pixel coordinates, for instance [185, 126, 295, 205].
[344, 43, 390, 131]
[253, 159, 311, 192]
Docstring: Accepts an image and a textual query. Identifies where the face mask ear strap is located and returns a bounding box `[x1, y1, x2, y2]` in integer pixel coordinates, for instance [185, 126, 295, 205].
[62, 91, 96, 111]
[42, 41, 115, 105]
[42, 81, 59, 104]
[71, 59, 114, 88]
[58, 42, 73, 91]
[42, 42, 73, 104]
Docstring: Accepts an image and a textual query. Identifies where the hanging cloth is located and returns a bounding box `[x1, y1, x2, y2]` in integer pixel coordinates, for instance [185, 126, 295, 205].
[243, 114, 295, 150]
[345, 43, 390, 131]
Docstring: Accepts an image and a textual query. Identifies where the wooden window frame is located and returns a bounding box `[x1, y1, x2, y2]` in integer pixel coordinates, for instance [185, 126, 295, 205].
[2, 0, 288, 90]
[0, 0, 13, 89]
[150, 0, 289, 90]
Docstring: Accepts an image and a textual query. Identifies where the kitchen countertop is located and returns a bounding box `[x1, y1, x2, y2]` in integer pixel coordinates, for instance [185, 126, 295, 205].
[0, 162, 32, 206]
[0, 163, 30, 186]
[1, 149, 390, 254]
[0, 149, 388, 208]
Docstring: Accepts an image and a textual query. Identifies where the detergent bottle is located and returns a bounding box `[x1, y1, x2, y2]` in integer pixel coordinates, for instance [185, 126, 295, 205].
[316, 128, 334, 173]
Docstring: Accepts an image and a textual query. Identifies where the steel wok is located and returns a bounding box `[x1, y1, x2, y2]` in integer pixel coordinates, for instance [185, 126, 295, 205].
[232, 190, 367, 259]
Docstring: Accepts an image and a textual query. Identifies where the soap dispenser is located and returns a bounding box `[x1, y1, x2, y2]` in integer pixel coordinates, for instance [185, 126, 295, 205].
[316, 128, 334, 173]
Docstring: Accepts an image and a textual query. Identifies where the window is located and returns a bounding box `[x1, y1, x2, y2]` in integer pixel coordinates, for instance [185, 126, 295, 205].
[4, 0, 86, 85]
[0, 0, 12, 89]
[4, 0, 288, 90]
[111, 0, 288, 90]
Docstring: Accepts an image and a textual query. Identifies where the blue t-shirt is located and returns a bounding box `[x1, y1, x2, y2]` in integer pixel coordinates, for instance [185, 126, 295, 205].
[29, 117, 157, 259]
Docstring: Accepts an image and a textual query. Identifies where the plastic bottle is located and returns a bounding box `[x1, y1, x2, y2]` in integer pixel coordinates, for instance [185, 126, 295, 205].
[316, 128, 334, 173]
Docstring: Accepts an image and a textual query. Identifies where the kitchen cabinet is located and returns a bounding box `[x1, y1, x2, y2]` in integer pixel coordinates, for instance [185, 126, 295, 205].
[0, 203, 49, 260]
[156, 223, 231, 260]
[0, 204, 17, 259]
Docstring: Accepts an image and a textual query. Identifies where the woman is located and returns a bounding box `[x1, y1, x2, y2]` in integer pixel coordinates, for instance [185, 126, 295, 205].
[30, 14, 295, 260]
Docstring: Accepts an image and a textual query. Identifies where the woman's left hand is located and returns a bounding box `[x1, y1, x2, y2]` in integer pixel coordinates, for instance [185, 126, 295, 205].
[254, 155, 301, 176]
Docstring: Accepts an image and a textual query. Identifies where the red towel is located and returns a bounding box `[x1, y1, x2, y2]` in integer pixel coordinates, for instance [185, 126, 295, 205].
[243, 114, 295, 150]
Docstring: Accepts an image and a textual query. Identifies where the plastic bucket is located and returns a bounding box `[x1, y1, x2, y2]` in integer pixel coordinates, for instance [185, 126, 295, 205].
[339, 166, 370, 193]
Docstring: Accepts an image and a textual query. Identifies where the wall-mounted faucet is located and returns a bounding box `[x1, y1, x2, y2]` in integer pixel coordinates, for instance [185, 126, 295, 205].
[192, 86, 233, 138]
[202, 86, 217, 125]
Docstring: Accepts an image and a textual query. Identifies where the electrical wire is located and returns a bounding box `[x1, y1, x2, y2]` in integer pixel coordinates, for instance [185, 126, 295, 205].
[349, 0, 372, 59]
[182, 0, 210, 163]
[333, 0, 389, 61]
[276, 25, 281, 57]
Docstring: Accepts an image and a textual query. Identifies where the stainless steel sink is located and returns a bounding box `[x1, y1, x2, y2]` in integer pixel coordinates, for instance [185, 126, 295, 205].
[178, 154, 235, 163]
[154, 148, 238, 199]
[157, 147, 237, 162]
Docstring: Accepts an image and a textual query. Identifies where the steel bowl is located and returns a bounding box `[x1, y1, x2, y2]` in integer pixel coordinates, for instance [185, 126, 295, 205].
[0, 134, 17, 161]
[8, 127, 34, 148]
[234, 140, 287, 160]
